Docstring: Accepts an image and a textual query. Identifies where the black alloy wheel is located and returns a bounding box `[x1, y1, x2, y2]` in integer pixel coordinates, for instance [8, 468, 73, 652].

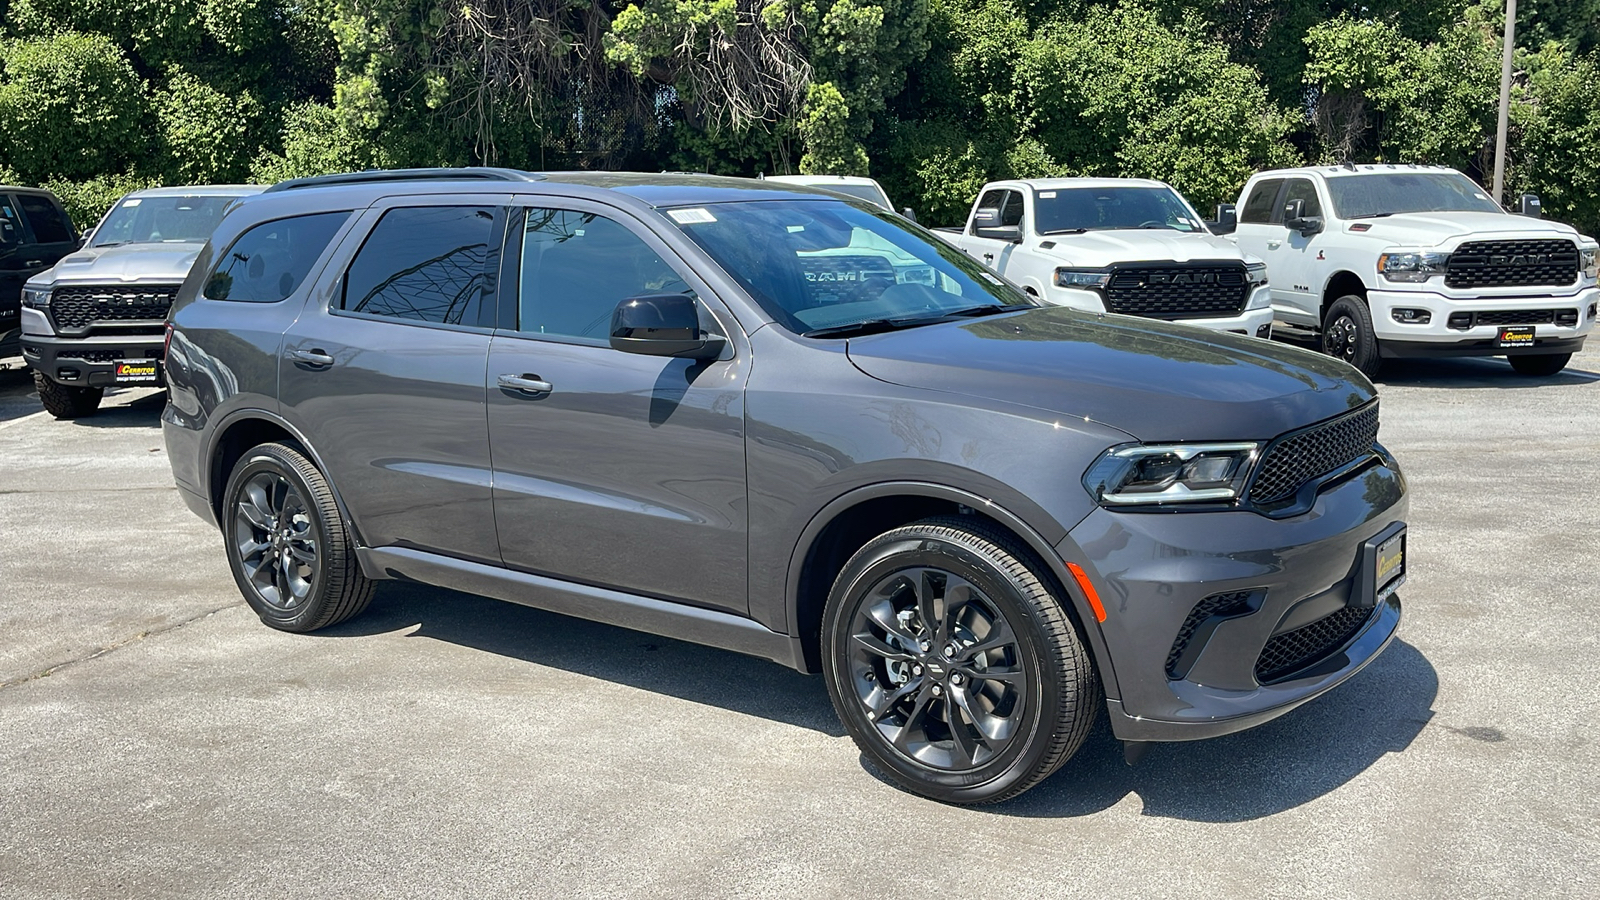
[823, 517, 1099, 805]
[1322, 295, 1382, 379]
[223, 441, 373, 632]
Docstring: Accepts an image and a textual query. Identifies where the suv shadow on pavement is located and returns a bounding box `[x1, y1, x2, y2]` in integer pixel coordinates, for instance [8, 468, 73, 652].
[63, 389, 167, 428]
[316, 581, 849, 737]
[321, 581, 1437, 819]
[1375, 357, 1600, 389]
[981, 639, 1438, 821]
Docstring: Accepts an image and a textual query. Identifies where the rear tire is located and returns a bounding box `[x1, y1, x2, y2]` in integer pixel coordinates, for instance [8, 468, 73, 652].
[222, 441, 374, 632]
[33, 372, 102, 419]
[1508, 353, 1571, 376]
[1322, 295, 1382, 379]
[822, 516, 1099, 805]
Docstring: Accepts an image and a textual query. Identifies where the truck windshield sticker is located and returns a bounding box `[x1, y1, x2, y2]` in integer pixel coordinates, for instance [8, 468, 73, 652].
[1039, 191, 1057, 199]
[122, 198, 142, 207]
[669, 208, 716, 224]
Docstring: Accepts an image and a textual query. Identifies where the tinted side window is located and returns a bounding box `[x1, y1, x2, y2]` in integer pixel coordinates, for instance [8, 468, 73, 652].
[0, 196, 20, 247]
[205, 212, 351, 303]
[16, 194, 73, 243]
[518, 208, 689, 340]
[1241, 179, 1285, 224]
[999, 190, 1025, 227]
[341, 206, 496, 325]
[1282, 179, 1322, 218]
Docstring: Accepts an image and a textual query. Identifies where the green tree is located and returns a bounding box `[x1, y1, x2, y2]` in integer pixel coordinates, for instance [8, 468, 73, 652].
[0, 31, 150, 181]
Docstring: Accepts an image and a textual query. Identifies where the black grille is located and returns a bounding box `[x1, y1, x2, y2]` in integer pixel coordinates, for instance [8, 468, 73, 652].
[1445, 239, 1578, 289]
[1255, 605, 1375, 683]
[48, 285, 179, 335]
[1166, 591, 1253, 678]
[56, 348, 164, 363]
[1248, 404, 1380, 506]
[797, 256, 898, 307]
[1446, 308, 1578, 329]
[1104, 265, 1249, 320]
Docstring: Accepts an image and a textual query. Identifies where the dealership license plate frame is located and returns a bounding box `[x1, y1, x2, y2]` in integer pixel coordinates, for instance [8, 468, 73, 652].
[1497, 325, 1536, 349]
[1374, 530, 1406, 604]
[113, 359, 160, 384]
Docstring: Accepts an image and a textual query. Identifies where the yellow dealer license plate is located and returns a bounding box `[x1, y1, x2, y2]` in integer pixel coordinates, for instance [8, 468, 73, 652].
[1375, 531, 1406, 603]
[1497, 326, 1536, 349]
[114, 360, 160, 384]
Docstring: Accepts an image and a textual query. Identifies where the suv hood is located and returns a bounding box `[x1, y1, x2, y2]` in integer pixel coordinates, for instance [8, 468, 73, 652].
[845, 307, 1372, 442]
[1351, 211, 1591, 247]
[1035, 229, 1256, 266]
[29, 242, 205, 288]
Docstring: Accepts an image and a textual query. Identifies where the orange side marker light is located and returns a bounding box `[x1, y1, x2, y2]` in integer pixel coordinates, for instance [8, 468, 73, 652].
[1066, 562, 1107, 623]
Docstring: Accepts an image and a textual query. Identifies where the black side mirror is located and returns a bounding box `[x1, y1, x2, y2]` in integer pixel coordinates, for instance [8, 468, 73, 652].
[1282, 198, 1323, 236]
[1210, 203, 1238, 234]
[900, 207, 918, 224]
[975, 224, 1023, 243]
[1519, 193, 1542, 218]
[610, 293, 722, 359]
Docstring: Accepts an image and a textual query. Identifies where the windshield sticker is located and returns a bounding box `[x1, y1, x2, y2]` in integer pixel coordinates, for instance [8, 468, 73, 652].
[786, 224, 806, 233]
[122, 198, 142, 207]
[1039, 191, 1057, 199]
[669, 208, 716, 224]
[981, 273, 1003, 285]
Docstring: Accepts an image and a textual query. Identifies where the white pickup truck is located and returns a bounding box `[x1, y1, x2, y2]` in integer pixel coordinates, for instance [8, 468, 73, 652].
[933, 178, 1273, 337]
[1226, 164, 1599, 376]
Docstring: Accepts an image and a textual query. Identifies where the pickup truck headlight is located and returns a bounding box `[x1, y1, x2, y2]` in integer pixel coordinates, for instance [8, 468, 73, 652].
[1055, 267, 1110, 289]
[1245, 262, 1270, 309]
[1083, 442, 1262, 507]
[1581, 245, 1597, 279]
[20, 287, 50, 309]
[1377, 250, 1451, 283]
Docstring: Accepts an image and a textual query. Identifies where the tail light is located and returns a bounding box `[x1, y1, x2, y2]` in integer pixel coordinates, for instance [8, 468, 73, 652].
[163, 321, 174, 362]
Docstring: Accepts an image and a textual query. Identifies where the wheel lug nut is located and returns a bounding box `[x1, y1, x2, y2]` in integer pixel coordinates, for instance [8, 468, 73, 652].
[919, 641, 931, 653]
[951, 673, 965, 686]
[943, 643, 956, 657]
[912, 665, 923, 676]
[931, 684, 943, 696]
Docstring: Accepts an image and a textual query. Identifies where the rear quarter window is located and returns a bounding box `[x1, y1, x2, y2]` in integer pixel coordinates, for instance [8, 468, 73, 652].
[205, 212, 352, 303]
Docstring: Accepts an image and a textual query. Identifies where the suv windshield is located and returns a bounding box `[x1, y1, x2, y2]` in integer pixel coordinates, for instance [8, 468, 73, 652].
[1033, 186, 1203, 234]
[90, 195, 238, 247]
[1325, 172, 1502, 219]
[669, 199, 1034, 334]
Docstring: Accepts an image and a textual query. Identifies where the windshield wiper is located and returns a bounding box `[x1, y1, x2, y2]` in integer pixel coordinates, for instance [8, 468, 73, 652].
[802, 317, 940, 339]
[1038, 227, 1089, 236]
[1348, 213, 1395, 219]
[944, 303, 1034, 317]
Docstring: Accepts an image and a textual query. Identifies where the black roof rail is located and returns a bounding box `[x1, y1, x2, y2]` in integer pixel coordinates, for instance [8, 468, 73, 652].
[262, 167, 546, 193]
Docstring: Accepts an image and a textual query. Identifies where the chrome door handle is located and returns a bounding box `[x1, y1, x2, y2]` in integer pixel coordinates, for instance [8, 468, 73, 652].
[982, 252, 995, 262]
[287, 348, 335, 369]
[24, 260, 43, 267]
[498, 374, 553, 395]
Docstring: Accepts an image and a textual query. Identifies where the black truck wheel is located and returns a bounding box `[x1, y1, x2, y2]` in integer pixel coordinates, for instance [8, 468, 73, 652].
[33, 372, 102, 419]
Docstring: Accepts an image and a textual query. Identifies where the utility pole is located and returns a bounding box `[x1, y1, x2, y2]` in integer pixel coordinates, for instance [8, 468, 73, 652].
[1492, 0, 1517, 205]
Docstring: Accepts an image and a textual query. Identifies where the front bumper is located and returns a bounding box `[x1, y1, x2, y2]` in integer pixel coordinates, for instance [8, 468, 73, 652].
[21, 332, 166, 388]
[1368, 284, 1597, 355]
[1060, 448, 1407, 742]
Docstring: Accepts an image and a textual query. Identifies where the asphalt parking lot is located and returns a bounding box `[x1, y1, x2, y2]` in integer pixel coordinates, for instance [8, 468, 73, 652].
[2, 347, 1597, 899]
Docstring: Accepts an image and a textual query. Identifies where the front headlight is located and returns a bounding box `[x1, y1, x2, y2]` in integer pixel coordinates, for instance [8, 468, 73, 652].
[1581, 245, 1597, 279]
[20, 287, 50, 309]
[1083, 442, 1262, 507]
[1055, 267, 1110, 289]
[1245, 262, 1270, 309]
[1377, 249, 1451, 283]
[1246, 261, 1269, 286]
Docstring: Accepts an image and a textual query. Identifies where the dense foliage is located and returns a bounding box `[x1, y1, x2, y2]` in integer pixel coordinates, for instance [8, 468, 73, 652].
[2, 0, 1597, 233]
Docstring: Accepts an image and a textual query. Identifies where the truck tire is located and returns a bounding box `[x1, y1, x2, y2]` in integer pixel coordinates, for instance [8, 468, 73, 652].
[222, 441, 375, 632]
[1322, 295, 1382, 379]
[1508, 353, 1571, 376]
[821, 516, 1099, 805]
[33, 372, 103, 419]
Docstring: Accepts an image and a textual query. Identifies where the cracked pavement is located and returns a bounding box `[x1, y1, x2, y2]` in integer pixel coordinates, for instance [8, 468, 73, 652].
[1, 349, 1597, 898]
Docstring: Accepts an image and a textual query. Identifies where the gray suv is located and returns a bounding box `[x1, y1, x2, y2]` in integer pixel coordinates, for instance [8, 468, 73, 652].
[163, 169, 1409, 804]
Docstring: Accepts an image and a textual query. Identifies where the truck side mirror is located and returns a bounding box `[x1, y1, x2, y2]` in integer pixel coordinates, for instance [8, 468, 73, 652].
[1282, 198, 1323, 237]
[900, 207, 918, 224]
[975, 224, 1023, 243]
[1519, 193, 1542, 218]
[1211, 203, 1237, 234]
[970, 207, 1000, 231]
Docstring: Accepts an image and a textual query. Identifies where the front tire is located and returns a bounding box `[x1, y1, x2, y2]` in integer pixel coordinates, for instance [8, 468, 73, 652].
[1508, 353, 1571, 376]
[1322, 295, 1382, 379]
[223, 441, 374, 632]
[822, 516, 1099, 805]
[34, 372, 102, 419]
